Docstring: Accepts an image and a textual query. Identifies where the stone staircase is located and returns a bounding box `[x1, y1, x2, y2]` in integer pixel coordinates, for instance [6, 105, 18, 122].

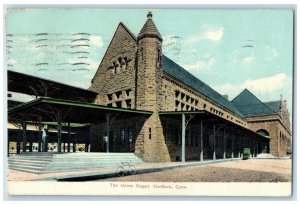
[8, 152, 144, 174]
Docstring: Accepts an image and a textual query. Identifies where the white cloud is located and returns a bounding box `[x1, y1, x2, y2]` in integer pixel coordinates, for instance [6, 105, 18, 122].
[204, 27, 224, 41]
[213, 73, 289, 98]
[245, 73, 287, 92]
[181, 58, 215, 71]
[187, 26, 224, 43]
[243, 56, 255, 64]
[90, 36, 103, 48]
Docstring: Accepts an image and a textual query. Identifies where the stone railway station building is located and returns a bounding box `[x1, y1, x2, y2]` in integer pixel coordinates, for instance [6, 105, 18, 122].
[8, 12, 292, 163]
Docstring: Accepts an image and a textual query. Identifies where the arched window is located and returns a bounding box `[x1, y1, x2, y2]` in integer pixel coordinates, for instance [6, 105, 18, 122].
[256, 129, 270, 137]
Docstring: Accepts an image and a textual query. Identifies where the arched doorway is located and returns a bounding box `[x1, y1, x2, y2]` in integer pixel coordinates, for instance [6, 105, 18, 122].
[256, 129, 270, 153]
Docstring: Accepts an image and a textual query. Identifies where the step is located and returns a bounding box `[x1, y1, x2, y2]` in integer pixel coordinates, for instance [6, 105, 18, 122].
[8, 164, 46, 169]
[9, 167, 42, 174]
[9, 161, 51, 167]
[9, 157, 53, 160]
[9, 159, 53, 163]
[8, 153, 144, 174]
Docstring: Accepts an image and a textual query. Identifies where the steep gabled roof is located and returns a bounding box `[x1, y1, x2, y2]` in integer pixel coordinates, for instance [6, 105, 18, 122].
[162, 55, 245, 118]
[231, 89, 277, 117]
[119, 22, 137, 41]
[90, 22, 137, 86]
[264, 101, 281, 113]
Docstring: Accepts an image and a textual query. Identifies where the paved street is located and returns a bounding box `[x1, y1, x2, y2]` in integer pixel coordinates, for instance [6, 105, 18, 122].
[100, 159, 292, 182]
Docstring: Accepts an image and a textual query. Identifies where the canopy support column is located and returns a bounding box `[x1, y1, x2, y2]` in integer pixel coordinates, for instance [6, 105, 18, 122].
[200, 121, 203, 162]
[181, 113, 186, 162]
[29, 132, 33, 152]
[38, 117, 42, 152]
[85, 127, 90, 152]
[67, 122, 71, 152]
[238, 138, 241, 158]
[73, 135, 77, 152]
[106, 114, 110, 153]
[223, 129, 226, 159]
[17, 130, 21, 154]
[213, 124, 216, 160]
[231, 136, 235, 158]
[57, 110, 62, 153]
[8, 132, 10, 157]
[22, 121, 27, 153]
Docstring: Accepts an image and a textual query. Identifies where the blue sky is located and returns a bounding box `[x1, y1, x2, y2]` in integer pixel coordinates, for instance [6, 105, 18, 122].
[6, 8, 293, 114]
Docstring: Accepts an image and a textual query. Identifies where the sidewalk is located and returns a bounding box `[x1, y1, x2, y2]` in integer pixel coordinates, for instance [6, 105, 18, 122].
[50, 158, 240, 181]
[8, 158, 242, 181]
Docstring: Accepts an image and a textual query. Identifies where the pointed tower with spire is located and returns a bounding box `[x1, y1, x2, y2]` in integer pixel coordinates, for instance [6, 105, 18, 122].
[134, 12, 170, 162]
[136, 12, 163, 111]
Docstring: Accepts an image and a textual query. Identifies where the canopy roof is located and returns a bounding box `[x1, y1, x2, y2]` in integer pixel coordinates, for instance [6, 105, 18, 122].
[8, 97, 152, 124]
[159, 110, 270, 140]
[8, 70, 98, 103]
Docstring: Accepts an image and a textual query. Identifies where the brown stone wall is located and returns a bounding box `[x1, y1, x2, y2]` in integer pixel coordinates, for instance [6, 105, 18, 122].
[138, 113, 171, 162]
[161, 75, 247, 128]
[280, 100, 291, 132]
[89, 23, 137, 108]
[247, 115, 291, 157]
[133, 33, 171, 162]
[135, 38, 163, 112]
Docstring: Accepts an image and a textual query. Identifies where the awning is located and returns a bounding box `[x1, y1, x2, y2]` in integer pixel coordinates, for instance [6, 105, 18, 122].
[8, 97, 152, 124]
[8, 70, 98, 103]
[159, 110, 270, 140]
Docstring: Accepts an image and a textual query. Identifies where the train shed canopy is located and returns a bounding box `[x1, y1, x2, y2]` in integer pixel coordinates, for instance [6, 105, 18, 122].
[8, 70, 98, 103]
[8, 97, 152, 124]
[159, 111, 270, 140]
